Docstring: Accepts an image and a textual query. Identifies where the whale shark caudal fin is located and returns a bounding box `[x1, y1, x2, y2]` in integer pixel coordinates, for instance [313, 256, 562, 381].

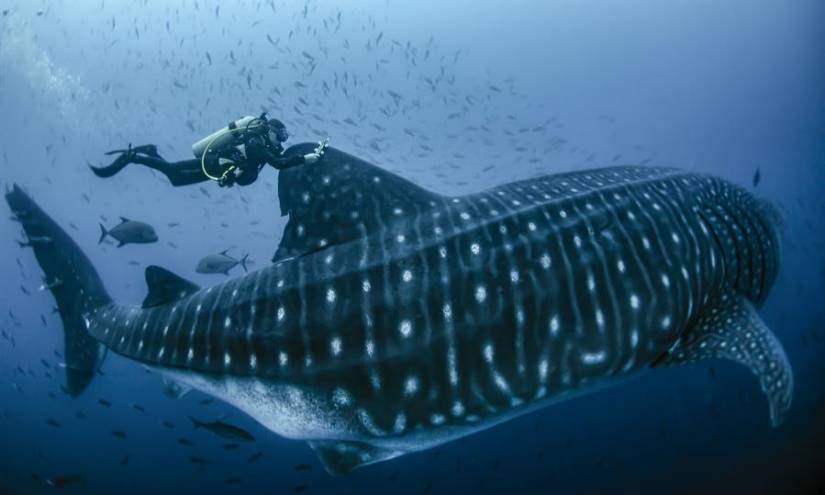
[308, 440, 404, 476]
[654, 295, 793, 427]
[274, 144, 444, 262]
[5, 185, 112, 397]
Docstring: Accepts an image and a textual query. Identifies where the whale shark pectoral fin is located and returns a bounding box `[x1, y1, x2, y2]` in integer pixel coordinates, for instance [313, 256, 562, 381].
[160, 376, 192, 399]
[308, 440, 404, 475]
[655, 295, 793, 427]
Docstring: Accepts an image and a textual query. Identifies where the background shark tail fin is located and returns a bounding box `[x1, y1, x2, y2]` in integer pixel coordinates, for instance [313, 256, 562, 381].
[6, 185, 112, 397]
[98, 223, 108, 244]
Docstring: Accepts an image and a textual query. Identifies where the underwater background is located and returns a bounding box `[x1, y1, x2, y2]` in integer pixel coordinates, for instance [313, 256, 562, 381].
[1, 0, 823, 493]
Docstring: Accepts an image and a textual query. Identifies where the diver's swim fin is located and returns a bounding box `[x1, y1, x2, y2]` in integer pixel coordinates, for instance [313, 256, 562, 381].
[90, 158, 127, 178]
[131, 144, 160, 158]
[89, 152, 133, 178]
[93, 144, 161, 178]
[105, 144, 159, 157]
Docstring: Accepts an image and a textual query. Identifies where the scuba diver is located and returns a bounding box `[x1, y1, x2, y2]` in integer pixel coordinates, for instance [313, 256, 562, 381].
[90, 113, 327, 187]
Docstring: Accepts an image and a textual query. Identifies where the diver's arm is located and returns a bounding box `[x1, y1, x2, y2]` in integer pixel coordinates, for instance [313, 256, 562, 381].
[271, 155, 307, 170]
[246, 138, 311, 170]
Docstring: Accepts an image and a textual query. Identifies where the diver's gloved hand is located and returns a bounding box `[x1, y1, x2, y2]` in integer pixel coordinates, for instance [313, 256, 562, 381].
[303, 153, 321, 165]
[314, 137, 329, 156]
[304, 138, 329, 165]
[218, 172, 236, 188]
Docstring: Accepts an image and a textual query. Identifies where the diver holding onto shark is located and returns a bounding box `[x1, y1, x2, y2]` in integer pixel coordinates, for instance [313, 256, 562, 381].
[90, 113, 328, 187]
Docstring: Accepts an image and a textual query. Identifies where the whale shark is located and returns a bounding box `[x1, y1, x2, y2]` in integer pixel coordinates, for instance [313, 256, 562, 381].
[7, 144, 792, 474]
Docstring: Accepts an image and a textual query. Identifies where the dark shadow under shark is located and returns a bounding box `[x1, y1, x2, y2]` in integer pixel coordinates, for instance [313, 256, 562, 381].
[7, 145, 793, 474]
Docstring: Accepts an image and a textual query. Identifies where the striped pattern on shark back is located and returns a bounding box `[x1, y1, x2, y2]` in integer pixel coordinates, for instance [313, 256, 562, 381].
[86, 162, 780, 427]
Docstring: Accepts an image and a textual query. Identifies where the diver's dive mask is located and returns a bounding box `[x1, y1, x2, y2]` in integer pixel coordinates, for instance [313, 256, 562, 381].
[264, 116, 289, 144]
[268, 125, 289, 143]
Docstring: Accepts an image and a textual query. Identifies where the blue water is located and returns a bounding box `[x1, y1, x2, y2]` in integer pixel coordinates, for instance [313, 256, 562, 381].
[1, 1, 823, 494]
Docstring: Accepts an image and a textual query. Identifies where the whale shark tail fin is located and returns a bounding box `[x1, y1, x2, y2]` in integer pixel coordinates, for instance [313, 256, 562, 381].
[6, 185, 111, 397]
[655, 295, 793, 427]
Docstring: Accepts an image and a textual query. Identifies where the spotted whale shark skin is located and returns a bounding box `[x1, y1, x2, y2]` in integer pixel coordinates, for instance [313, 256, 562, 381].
[7, 146, 792, 475]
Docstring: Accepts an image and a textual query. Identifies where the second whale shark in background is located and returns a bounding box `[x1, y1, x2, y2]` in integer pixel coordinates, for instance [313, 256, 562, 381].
[7, 143, 792, 475]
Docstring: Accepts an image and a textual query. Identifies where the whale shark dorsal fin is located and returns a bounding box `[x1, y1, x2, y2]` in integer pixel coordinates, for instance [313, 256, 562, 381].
[274, 144, 444, 262]
[655, 295, 793, 427]
[142, 265, 200, 309]
[308, 440, 403, 475]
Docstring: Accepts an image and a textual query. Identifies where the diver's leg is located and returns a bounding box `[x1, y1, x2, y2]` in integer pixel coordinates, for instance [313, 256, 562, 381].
[130, 157, 210, 187]
[90, 144, 162, 178]
[90, 148, 210, 187]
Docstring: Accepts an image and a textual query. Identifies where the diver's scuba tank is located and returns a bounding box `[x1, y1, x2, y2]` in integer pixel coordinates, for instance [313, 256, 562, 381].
[191, 115, 264, 159]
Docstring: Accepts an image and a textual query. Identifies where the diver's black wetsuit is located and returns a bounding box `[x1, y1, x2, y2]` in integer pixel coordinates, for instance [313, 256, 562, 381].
[92, 133, 306, 187]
